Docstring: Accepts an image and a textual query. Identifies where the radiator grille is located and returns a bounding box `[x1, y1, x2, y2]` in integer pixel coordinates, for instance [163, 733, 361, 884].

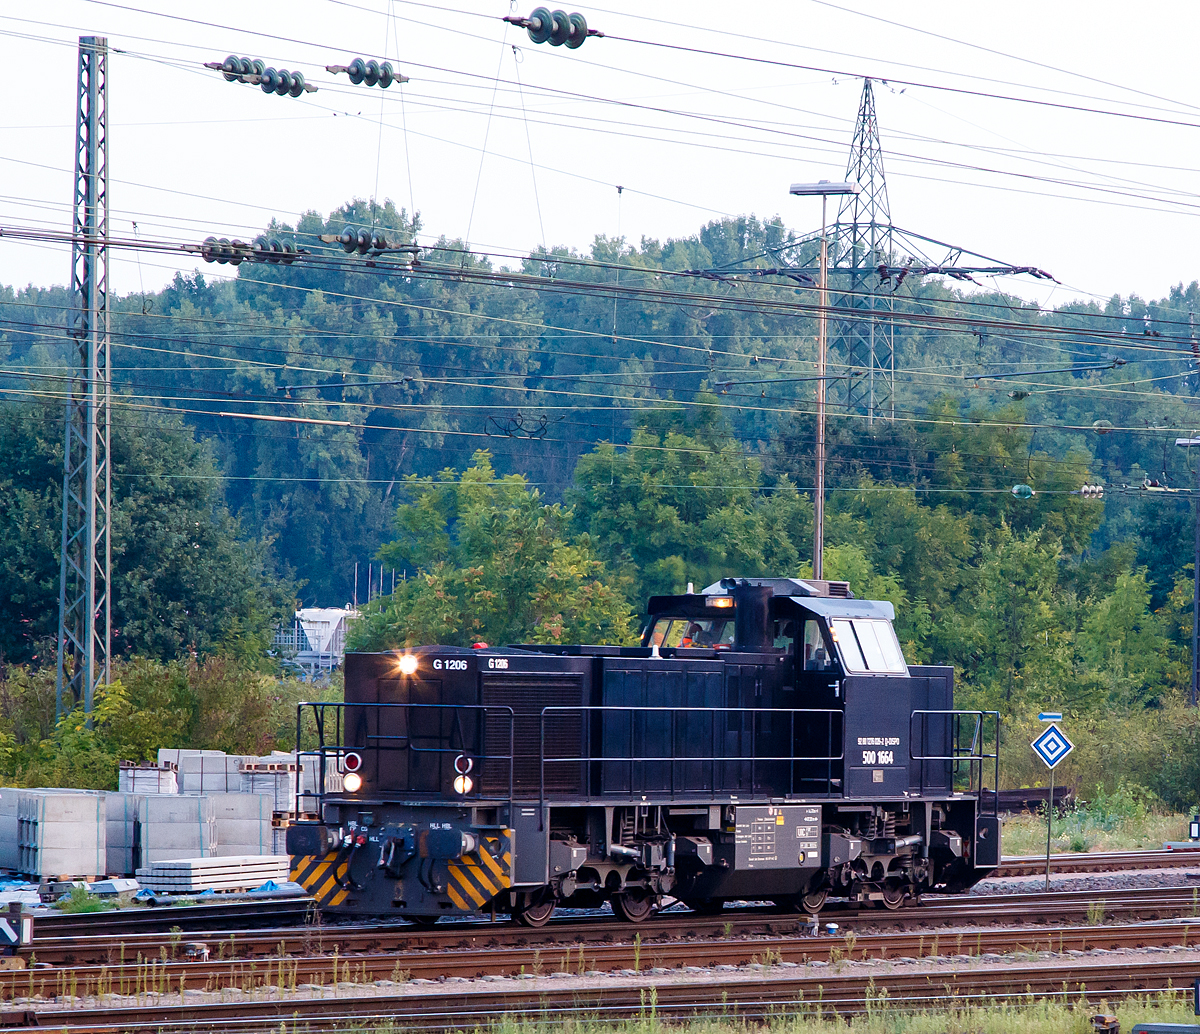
[480, 674, 583, 795]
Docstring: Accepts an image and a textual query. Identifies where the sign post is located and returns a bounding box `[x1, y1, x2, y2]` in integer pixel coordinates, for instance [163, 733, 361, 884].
[1031, 718, 1074, 891]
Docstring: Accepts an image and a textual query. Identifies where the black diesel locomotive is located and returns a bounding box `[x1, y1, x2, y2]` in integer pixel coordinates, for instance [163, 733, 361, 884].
[287, 577, 1000, 925]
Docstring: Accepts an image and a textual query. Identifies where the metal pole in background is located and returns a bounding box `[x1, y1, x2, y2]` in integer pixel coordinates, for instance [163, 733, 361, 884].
[56, 36, 110, 721]
[788, 180, 859, 582]
[1174, 438, 1200, 706]
[1193, 462, 1199, 707]
[814, 194, 827, 580]
[1045, 764, 1054, 891]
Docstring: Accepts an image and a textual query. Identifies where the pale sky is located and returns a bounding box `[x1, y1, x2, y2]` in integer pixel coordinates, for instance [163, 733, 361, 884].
[1, 1, 1197, 308]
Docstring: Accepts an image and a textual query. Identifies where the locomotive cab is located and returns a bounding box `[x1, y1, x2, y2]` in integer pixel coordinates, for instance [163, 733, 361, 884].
[287, 575, 999, 924]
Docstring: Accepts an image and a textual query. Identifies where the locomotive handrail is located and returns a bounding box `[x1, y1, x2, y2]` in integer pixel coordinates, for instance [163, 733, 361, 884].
[536, 705, 844, 820]
[295, 700, 517, 807]
[909, 708, 1000, 812]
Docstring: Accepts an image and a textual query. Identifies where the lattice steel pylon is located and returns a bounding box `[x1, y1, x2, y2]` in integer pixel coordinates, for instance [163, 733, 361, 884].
[830, 79, 895, 423]
[56, 36, 111, 720]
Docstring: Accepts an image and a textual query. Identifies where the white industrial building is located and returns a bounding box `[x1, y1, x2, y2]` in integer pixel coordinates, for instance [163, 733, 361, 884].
[272, 607, 358, 679]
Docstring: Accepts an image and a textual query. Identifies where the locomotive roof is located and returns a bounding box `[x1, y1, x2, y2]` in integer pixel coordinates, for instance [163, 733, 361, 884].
[700, 576, 853, 599]
[791, 596, 895, 622]
[646, 582, 896, 623]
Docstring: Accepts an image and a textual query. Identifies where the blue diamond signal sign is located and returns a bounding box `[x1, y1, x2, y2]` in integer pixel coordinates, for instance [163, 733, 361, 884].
[1031, 723, 1074, 769]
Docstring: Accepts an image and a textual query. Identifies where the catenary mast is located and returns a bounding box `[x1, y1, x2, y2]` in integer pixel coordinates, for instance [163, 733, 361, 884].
[56, 36, 111, 720]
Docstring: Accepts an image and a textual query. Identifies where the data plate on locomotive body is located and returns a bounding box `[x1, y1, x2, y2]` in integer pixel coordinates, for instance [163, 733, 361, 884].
[733, 805, 822, 869]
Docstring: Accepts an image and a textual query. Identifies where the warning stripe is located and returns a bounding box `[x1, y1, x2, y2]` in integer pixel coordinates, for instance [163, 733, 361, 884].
[313, 870, 343, 904]
[291, 852, 352, 907]
[447, 836, 512, 910]
[292, 856, 333, 889]
[448, 865, 490, 907]
[290, 854, 330, 885]
[477, 844, 508, 885]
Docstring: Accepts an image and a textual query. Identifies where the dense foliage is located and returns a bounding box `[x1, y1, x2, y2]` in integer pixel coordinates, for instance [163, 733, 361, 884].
[0, 659, 335, 789]
[348, 451, 636, 649]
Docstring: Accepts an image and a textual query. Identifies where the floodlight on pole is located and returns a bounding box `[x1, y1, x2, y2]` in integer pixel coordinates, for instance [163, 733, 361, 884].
[1177, 435, 1200, 707]
[788, 180, 861, 581]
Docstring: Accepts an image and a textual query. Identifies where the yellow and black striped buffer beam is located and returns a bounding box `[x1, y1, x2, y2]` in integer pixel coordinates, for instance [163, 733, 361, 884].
[446, 833, 512, 912]
[291, 851, 351, 908]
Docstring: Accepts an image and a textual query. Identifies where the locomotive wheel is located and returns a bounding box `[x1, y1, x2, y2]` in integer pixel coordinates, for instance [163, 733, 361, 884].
[612, 888, 659, 923]
[513, 889, 557, 927]
[682, 896, 724, 915]
[405, 914, 440, 927]
[797, 889, 828, 915]
[880, 882, 907, 910]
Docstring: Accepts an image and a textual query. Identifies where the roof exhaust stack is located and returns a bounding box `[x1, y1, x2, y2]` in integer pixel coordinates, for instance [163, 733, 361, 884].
[728, 579, 773, 652]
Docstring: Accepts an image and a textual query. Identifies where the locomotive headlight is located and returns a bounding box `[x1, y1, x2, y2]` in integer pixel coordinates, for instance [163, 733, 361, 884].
[397, 653, 418, 676]
[343, 772, 363, 793]
[453, 774, 473, 795]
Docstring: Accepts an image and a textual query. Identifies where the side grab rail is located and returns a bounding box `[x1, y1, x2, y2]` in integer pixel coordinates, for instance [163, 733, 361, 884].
[538, 704, 844, 814]
[909, 708, 1000, 811]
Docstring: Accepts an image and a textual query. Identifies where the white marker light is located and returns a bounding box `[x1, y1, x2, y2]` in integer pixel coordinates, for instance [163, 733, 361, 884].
[398, 654, 418, 676]
[453, 775, 473, 795]
[343, 772, 363, 793]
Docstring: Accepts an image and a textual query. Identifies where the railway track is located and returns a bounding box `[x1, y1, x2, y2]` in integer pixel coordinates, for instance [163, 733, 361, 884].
[33, 898, 312, 938]
[27, 884, 1200, 966]
[22, 848, 1197, 940]
[995, 848, 1200, 876]
[9, 914, 1200, 998]
[8, 879, 1200, 1031]
[11, 952, 1200, 1033]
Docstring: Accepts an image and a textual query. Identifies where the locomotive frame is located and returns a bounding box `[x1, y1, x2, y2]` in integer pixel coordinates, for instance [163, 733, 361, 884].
[287, 577, 1000, 924]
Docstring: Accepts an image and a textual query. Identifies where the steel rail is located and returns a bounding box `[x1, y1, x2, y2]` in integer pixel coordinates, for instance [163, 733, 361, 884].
[8, 916, 1200, 1001]
[16, 954, 1200, 1033]
[995, 849, 1200, 876]
[26, 884, 1200, 967]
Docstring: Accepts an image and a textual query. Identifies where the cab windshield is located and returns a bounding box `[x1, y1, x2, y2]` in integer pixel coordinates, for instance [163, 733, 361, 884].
[830, 617, 907, 674]
[647, 617, 735, 649]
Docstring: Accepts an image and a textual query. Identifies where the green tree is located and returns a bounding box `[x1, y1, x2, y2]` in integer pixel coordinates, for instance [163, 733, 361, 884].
[349, 451, 637, 649]
[1078, 570, 1173, 706]
[570, 400, 811, 601]
[942, 522, 1068, 710]
[0, 401, 294, 665]
[0, 655, 311, 789]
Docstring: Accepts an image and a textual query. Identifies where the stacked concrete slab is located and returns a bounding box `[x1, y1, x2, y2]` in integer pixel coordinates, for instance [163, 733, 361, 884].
[139, 793, 215, 867]
[207, 792, 273, 857]
[104, 791, 143, 878]
[0, 746, 318, 879]
[135, 854, 288, 893]
[158, 750, 256, 793]
[97, 791, 274, 874]
[17, 791, 106, 879]
[118, 762, 177, 794]
[239, 763, 297, 814]
[0, 790, 19, 872]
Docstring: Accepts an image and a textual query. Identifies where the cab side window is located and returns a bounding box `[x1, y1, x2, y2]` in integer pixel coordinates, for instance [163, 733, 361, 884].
[801, 619, 833, 671]
[773, 619, 798, 653]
